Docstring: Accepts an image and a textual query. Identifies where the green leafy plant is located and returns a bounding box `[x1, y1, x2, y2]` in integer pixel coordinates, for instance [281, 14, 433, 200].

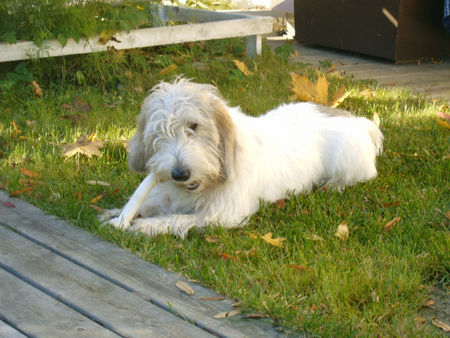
[0, 0, 157, 46]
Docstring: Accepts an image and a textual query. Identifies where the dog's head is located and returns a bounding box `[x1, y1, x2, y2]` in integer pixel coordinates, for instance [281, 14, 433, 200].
[127, 77, 236, 192]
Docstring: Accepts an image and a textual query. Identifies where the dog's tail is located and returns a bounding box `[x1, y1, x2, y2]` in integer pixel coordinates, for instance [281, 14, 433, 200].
[366, 114, 384, 155]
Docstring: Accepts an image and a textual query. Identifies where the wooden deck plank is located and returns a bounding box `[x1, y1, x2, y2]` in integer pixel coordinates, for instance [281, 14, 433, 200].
[0, 269, 117, 338]
[0, 191, 283, 337]
[0, 225, 211, 338]
[0, 320, 27, 338]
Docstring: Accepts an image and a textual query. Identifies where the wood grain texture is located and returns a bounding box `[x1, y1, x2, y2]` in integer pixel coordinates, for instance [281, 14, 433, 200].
[0, 191, 283, 337]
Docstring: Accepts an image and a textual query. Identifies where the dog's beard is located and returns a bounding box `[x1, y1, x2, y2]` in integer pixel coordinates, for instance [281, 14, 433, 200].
[147, 135, 223, 193]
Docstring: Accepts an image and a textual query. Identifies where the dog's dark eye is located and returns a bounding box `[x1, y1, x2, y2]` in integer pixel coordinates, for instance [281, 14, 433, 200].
[187, 122, 198, 132]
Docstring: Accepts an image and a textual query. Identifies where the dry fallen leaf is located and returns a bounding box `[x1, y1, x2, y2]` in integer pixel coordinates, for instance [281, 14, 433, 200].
[60, 137, 105, 158]
[175, 281, 194, 295]
[10, 186, 34, 197]
[432, 318, 450, 332]
[200, 296, 226, 301]
[260, 232, 286, 248]
[12, 121, 21, 134]
[213, 309, 241, 319]
[18, 168, 40, 178]
[424, 299, 435, 307]
[246, 232, 259, 239]
[205, 235, 219, 243]
[233, 60, 253, 76]
[89, 204, 105, 213]
[276, 199, 286, 208]
[330, 85, 350, 108]
[159, 64, 177, 76]
[335, 221, 349, 241]
[90, 194, 104, 204]
[86, 180, 110, 186]
[2, 201, 16, 208]
[30, 80, 43, 97]
[383, 216, 401, 232]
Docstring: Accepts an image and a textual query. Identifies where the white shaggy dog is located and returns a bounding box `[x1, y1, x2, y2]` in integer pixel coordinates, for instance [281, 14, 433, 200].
[101, 78, 383, 238]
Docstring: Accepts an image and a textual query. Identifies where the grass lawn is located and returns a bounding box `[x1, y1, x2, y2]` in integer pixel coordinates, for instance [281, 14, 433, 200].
[0, 39, 448, 336]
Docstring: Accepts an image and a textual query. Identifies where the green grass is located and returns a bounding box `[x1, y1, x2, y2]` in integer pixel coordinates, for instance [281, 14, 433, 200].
[0, 39, 448, 336]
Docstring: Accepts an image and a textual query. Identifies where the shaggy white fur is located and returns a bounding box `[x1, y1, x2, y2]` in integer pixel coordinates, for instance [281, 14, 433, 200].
[101, 78, 383, 238]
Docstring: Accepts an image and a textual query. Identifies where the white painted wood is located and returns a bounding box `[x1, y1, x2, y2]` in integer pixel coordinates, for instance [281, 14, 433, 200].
[0, 226, 211, 338]
[0, 5, 273, 62]
[0, 191, 283, 337]
[0, 270, 116, 338]
[246, 35, 262, 57]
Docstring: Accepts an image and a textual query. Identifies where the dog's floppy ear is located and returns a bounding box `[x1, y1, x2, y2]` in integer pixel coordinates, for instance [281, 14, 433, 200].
[213, 99, 236, 182]
[127, 113, 150, 173]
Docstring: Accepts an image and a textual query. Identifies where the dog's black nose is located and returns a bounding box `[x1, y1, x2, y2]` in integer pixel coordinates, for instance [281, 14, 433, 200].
[171, 168, 190, 182]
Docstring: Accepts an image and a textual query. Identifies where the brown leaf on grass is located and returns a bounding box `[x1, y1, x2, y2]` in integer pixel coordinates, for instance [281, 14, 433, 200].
[432, 318, 450, 332]
[159, 64, 177, 76]
[86, 180, 110, 187]
[330, 85, 350, 108]
[205, 235, 219, 243]
[246, 232, 259, 239]
[2, 201, 16, 208]
[315, 76, 329, 105]
[383, 216, 401, 232]
[89, 204, 105, 213]
[10, 186, 34, 197]
[335, 221, 349, 241]
[200, 296, 226, 301]
[359, 88, 375, 97]
[12, 121, 21, 134]
[90, 194, 104, 203]
[19, 168, 40, 178]
[233, 60, 253, 76]
[290, 73, 322, 103]
[276, 199, 286, 208]
[383, 201, 400, 208]
[30, 80, 42, 97]
[213, 309, 241, 319]
[424, 299, 435, 307]
[60, 137, 105, 158]
[75, 191, 82, 200]
[415, 316, 427, 325]
[260, 232, 286, 248]
[175, 281, 194, 295]
[436, 111, 449, 127]
[25, 120, 37, 129]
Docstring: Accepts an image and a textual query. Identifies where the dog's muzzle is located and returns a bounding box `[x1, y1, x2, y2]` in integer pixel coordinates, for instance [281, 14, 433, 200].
[171, 167, 200, 191]
[171, 167, 190, 182]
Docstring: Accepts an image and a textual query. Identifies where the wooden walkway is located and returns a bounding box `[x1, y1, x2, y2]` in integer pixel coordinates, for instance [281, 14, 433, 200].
[0, 191, 285, 337]
[267, 39, 450, 102]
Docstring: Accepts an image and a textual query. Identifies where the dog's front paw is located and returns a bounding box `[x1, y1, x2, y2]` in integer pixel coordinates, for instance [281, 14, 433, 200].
[98, 208, 122, 222]
[128, 218, 188, 238]
[103, 216, 131, 230]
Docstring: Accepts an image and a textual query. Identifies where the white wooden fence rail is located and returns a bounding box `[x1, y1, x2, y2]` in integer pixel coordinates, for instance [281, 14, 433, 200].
[0, 5, 274, 63]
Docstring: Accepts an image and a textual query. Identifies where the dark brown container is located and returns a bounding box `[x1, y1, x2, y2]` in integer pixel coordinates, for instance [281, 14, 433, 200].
[294, 0, 450, 61]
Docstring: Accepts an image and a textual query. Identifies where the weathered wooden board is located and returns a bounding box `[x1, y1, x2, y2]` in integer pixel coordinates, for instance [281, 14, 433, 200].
[0, 226, 211, 338]
[0, 320, 27, 338]
[0, 191, 283, 337]
[0, 269, 116, 338]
